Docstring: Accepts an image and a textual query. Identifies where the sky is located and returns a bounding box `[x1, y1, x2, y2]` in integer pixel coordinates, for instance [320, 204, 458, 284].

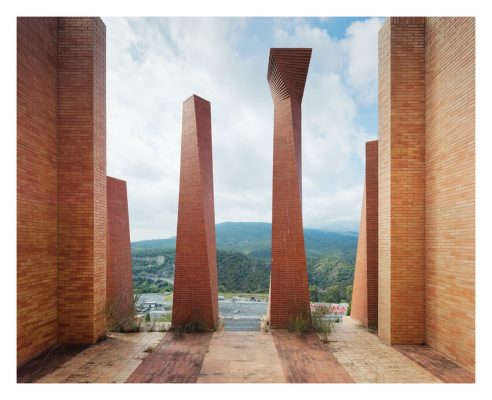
[104, 17, 384, 241]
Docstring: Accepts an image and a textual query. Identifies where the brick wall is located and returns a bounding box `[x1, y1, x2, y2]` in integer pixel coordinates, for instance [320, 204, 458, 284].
[378, 17, 426, 345]
[57, 17, 107, 344]
[268, 49, 312, 328]
[351, 140, 378, 327]
[351, 185, 368, 325]
[378, 19, 392, 344]
[17, 17, 59, 365]
[107, 177, 134, 313]
[17, 17, 107, 366]
[424, 17, 475, 371]
[172, 95, 218, 329]
[377, 17, 475, 370]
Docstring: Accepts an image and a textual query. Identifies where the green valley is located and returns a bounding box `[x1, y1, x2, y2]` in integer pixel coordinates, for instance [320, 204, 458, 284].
[131, 222, 357, 303]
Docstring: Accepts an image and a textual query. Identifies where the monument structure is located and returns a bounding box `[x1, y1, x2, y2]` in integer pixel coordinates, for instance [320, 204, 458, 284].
[267, 48, 312, 329]
[172, 95, 218, 330]
[351, 140, 378, 328]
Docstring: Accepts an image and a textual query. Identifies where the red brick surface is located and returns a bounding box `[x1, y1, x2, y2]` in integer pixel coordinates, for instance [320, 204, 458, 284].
[126, 333, 213, 383]
[172, 95, 218, 329]
[267, 48, 312, 328]
[17, 17, 59, 366]
[377, 17, 475, 370]
[378, 17, 426, 345]
[57, 17, 107, 345]
[107, 177, 134, 313]
[17, 17, 107, 366]
[424, 17, 475, 371]
[395, 345, 475, 383]
[351, 141, 378, 328]
[272, 331, 354, 383]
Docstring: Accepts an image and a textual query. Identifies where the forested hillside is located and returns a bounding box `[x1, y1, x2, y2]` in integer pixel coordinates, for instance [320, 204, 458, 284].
[131, 222, 357, 302]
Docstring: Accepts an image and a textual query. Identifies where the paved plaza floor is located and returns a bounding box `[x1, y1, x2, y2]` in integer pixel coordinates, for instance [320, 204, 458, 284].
[19, 317, 474, 384]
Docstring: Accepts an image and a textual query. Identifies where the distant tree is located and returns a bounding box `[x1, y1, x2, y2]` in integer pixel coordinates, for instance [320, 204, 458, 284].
[309, 285, 320, 302]
[218, 284, 227, 292]
[325, 285, 342, 303]
[345, 284, 353, 303]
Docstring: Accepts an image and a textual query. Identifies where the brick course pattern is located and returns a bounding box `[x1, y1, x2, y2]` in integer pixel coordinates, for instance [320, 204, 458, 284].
[378, 17, 426, 345]
[17, 17, 59, 366]
[377, 17, 475, 371]
[107, 177, 134, 313]
[267, 48, 312, 329]
[351, 140, 378, 328]
[17, 17, 107, 366]
[57, 17, 107, 345]
[424, 17, 475, 371]
[172, 95, 219, 329]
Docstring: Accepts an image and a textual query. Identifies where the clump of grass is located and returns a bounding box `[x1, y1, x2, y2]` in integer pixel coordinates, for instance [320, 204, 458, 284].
[311, 304, 335, 343]
[171, 315, 214, 339]
[288, 309, 312, 337]
[172, 325, 184, 339]
[105, 293, 142, 333]
[143, 345, 154, 353]
[287, 305, 339, 342]
[183, 316, 208, 333]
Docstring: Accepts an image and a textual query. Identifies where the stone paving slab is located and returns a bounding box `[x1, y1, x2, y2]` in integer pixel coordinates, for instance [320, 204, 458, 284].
[17, 344, 89, 383]
[36, 332, 164, 383]
[272, 331, 354, 383]
[394, 344, 475, 383]
[197, 331, 286, 383]
[126, 332, 212, 383]
[328, 318, 440, 383]
[22, 317, 473, 384]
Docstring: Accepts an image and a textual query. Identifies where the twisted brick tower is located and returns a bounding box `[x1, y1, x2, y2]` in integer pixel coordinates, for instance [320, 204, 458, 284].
[267, 48, 312, 329]
[172, 95, 218, 330]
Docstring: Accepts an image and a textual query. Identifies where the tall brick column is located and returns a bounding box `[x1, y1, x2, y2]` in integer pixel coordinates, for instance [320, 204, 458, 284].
[378, 18, 426, 344]
[107, 177, 134, 313]
[172, 95, 218, 330]
[57, 17, 107, 344]
[17, 17, 107, 366]
[424, 17, 475, 371]
[351, 140, 378, 328]
[267, 48, 312, 329]
[17, 17, 59, 365]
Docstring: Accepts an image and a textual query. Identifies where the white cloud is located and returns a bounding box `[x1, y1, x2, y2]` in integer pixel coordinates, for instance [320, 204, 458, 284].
[104, 17, 380, 240]
[341, 17, 385, 104]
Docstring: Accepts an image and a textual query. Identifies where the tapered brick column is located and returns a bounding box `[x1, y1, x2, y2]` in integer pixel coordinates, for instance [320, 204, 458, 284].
[172, 95, 218, 330]
[351, 140, 378, 328]
[107, 177, 134, 313]
[378, 18, 426, 344]
[267, 48, 312, 329]
[57, 17, 107, 344]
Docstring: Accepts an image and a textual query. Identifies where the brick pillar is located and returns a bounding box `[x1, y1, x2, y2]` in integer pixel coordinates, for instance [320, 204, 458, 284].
[268, 48, 312, 329]
[172, 95, 218, 330]
[107, 177, 134, 313]
[351, 140, 378, 328]
[57, 18, 107, 343]
[17, 17, 59, 366]
[378, 18, 426, 344]
[424, 17, 475, 371]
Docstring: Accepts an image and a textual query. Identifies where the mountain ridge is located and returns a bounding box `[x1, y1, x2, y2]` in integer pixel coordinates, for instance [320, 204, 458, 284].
[131, 221, 358, 258]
